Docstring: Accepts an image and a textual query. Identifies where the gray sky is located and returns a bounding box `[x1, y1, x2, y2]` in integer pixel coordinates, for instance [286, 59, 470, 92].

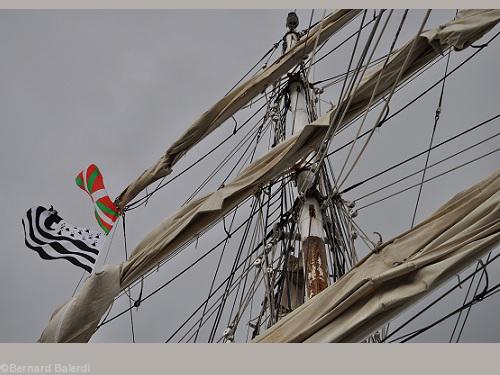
[0, 9, 499, 343]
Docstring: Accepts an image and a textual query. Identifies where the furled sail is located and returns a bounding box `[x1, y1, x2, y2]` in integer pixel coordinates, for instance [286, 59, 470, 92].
[253, 169, 500, 342]
[115, 9, 362, 210]
[38, 9, 500, 343]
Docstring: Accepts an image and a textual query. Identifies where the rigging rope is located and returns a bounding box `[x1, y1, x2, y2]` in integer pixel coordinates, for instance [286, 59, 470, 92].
[304, 10, 327, 81]
[109, 172, 296, 306]
[71, 271, 87, 298]
[193, 207, 238, 342]
[340, 113, 500, 194]
[335, 9, 404, 185]
[98, 174, 295, 330]
[299, 9, 382, 193]
[122, 213, 136, 343]
[410, 49, 452, 228]
[224, 40, 281, 96]
[182, 261, 269, 343]
[397, 278, 498, 342]
[124, 99, 271, 211]
[324, 29, 500, 164]
[184, 113, 271, 205]
[309, 16, 377, 69]
[357, 147, 499, 211]
[353, 129, 500, 202]
[335, 10, 431, 189]
[165, 210, 290, 342]
[313, 52, 394, 88]
[453, 254, 491, 342]
[383, 248, 500, 342]
[207, 198, 261, 341]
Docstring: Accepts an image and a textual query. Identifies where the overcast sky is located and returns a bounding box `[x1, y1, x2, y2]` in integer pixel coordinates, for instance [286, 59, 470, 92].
[0, 9, 499, 343]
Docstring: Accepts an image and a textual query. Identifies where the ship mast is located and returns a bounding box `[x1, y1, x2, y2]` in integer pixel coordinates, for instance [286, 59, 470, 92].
[284, 12, 329, 300]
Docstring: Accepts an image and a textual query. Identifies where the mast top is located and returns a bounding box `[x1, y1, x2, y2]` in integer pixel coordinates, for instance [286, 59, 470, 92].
[286, 12, 299, 31]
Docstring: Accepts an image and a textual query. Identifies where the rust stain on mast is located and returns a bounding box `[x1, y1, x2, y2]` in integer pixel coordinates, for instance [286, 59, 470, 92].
[303, 236, 329, 298]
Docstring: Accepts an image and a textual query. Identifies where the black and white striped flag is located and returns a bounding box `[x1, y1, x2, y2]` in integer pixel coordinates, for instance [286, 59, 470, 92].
[22, 206, 105, 273]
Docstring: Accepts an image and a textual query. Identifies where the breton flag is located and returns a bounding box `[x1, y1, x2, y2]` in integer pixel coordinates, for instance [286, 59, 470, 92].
[22, 206, 104, 273]
[75, 164, 119, 234]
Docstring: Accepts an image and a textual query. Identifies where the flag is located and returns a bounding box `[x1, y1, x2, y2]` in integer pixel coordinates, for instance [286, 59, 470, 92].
[75, 164, 119, 234]
[22, 206, 104, 273]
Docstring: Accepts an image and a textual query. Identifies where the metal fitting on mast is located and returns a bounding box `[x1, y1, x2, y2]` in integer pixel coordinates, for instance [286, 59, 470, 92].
[286, 12, 299, 30]
[283, 12, 301, 53]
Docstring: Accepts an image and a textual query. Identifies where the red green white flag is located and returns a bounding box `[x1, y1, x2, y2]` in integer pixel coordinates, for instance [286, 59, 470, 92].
[75, 164, 119, 234]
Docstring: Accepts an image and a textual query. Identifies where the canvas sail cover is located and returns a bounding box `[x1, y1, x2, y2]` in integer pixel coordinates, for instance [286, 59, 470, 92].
[253, 169, 500, 342]
[115, 9, 361, 210]
[38, 10, 500, 343]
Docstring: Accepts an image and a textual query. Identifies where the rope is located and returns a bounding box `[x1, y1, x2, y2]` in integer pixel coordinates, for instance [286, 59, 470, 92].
[353, 129, 500, 202]
[357, 147, 499, 211]
[335, 9, 404, 185]
[101, 216, 120, 265]
[184, 112, 271, 204]
[98, 200, 260, 328]
[298, 9, 381, 193]
[454, 255, 491, 342]
[181, 261, 267, 343]
[410, 49, 452, 228]
[207, 198, 261, 341]
[71, 271, 87, 297]
[224, 40, 281, 96]
[340, 113, 500, 194]
[309, 16, 377, 69]
[193, 208, 238, 342]
[122, 213, 136, 343]
[304, 10, 327, 81]
[384, 248, 500, 342]
[124, 99, 271, 211]
[315, 52, 394, 89]
[397, 278, 499, 342]
[107, 172, 295, 306]
[298, 9, 316, 63]
[324, 29, 500, 163]
[98, 174, 294, 333]
[448, 259, 483, 341]
[300, 10, 387, 193]
[164, 225, 280, 342]
[336, 10, 431, 189]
